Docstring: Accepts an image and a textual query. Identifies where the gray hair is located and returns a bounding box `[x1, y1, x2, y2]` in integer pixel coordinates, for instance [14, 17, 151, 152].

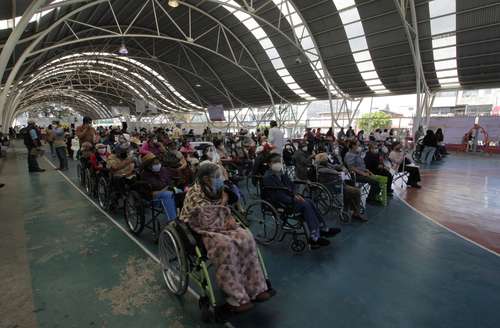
[196, 162, 220, 184]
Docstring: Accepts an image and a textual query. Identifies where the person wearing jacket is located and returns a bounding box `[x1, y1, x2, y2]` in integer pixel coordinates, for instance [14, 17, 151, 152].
[24, 120, 45, 173]
[421, 130, 437, 165]
[262, 153, 341, 249]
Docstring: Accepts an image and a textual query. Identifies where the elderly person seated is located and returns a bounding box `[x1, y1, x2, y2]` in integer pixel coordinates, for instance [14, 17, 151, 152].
[180, 162, 273, 313]
[364, 143, 394, 195]
[140, 135, 165, 157]
[107, 144, 135, 178]
[389, 142, 421, 188]
[140, 152, 177, 222]
[315, 153, 367, 222]
[293, 141, 315, 181]
[262, 153, 341, 248]
[344, 140, 381, 203]
[89, 143, 110, 173]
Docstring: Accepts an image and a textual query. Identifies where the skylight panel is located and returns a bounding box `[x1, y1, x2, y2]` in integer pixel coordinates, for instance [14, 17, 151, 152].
[428, 0, 458, 88]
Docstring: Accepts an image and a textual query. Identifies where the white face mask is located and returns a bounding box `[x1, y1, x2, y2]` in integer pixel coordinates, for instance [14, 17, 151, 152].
[302, 146, 308, 151]
[152, 163, 162, 172]
[271, 163, 283, 172]
[98, 148, 107, 155]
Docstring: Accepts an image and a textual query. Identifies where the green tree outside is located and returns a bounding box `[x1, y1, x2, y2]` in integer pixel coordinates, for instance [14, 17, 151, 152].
[357, 111, 392, 132]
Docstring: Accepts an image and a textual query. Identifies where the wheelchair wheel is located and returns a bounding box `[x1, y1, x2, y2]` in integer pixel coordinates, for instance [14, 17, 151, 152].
[244, 200, 279, 245]
[84, 168, 93, 194]
[158, 226, 189, 296]
[245, 175, 261, 199]
[124, 191, 145, 235]
[304, 183, 332, 217]
[199, 297, 216, 323]
[97, 176, 109, 209]
[77, 163, 85, 187]
[290, 239, 307, 253]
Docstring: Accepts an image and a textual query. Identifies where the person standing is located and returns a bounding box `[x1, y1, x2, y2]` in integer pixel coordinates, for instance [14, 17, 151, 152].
[76, 116, 96, 146]
[46, 124, 55, 157]
[337, 127, 346, 141]
[268, 120, 285, 154]
[53, 121, 68, 171]
[24, 120, 45, 173]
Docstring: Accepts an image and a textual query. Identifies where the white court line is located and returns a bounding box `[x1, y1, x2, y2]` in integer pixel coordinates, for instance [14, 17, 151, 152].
[396, 194, 499, 257]
[42, 157, 205, 299]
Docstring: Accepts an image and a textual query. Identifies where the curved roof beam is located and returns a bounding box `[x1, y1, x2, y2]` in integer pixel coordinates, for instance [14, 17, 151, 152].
[31, 53, 201, 112]
[15, 98, 104, 120]
[18, 65, 182, 115]
[18, 89, 111, 118]
[0, 0, 109, 129]
[36, 52, 203, 109]
[1, 0, 340, 128]
[332, 0, 389, 94]
[0, 0, 64, 30]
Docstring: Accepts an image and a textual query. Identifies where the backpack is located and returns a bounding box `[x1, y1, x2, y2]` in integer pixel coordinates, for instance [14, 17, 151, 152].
[21, 127, 31, 147]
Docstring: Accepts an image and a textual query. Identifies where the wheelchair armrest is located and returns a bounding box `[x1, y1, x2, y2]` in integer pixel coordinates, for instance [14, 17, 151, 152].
[292, 179, 310, 186]
[174, 221, 199, 250]
[262, 186, 294, 195]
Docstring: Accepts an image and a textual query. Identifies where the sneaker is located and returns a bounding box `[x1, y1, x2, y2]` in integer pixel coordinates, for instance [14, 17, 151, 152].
[320, 227, 341, 238]
[310, 237, 330, 249]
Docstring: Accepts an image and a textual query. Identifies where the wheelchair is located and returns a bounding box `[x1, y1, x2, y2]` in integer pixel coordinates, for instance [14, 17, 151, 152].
[123, 183, 186, 241]
[96, 170, 136, 211]
[412, 137, 424, 162]
[76, 157, 90, 189]
[158, 211, 273, 322]
[315, 169, 350, 224]
[244, 183, 322, 253]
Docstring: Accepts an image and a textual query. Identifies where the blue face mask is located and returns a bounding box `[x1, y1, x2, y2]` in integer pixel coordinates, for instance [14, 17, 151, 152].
[212, 177, 224, 192]
[152, 163, 162, 172]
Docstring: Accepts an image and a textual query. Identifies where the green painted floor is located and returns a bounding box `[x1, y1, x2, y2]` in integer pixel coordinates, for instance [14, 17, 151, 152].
[0, 146, 206, 328]
[2, 144, 500, 328]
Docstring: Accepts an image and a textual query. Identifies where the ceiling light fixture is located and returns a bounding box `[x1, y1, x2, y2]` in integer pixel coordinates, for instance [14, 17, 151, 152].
[118, 41, 128, 56]
[168, 0, 179, 8]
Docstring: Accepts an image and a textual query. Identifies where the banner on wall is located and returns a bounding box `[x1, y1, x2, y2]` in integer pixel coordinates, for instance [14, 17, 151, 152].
[207, 104, 225, 121]
[428, 117, 475, 144]
[477, 116, 500, 142]
[111, 106, 130, 116]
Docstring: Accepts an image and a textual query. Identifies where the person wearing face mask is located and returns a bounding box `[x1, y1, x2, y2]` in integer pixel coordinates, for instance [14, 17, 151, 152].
[262, 154, 341, 249]
[213, 139, 228, 160]
[89, 143, 109, 173]
[293, 141, 316, 181]
[364, 143, 393, 195]
[139, 135, 165, 156]
[180, 162, 274, 313]
[163, 140, 188, 169]
[344, 141, 381, 203]
[389, 143, 421, 188]
[315, 153, 367, 222]
[140, 153, 177, 222]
